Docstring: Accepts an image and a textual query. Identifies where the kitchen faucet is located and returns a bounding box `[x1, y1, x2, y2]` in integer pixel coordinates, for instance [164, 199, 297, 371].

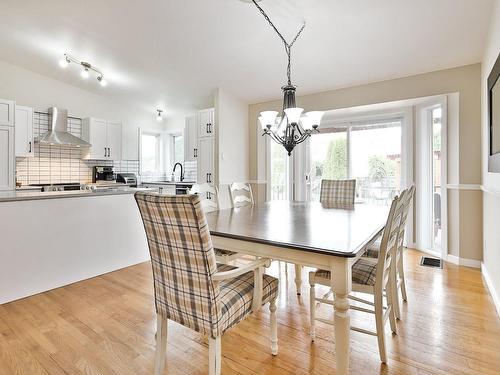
[172, 163, 184, 182]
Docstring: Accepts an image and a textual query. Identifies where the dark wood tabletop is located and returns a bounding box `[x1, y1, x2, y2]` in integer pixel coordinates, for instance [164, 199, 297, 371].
[205, 201, 388, 257]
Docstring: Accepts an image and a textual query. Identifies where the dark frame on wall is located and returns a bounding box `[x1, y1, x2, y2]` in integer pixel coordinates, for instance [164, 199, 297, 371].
[488, 52, 500, 172]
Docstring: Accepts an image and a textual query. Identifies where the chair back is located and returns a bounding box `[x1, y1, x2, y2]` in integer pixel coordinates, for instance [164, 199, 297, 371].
[375, 193, 405, 293]
[134, 192, 221, 337]
[396, 185, 415, 256]
[189, 183, 219, 213]
[230, 182, 254, 208]
[320, 179, 356, 205]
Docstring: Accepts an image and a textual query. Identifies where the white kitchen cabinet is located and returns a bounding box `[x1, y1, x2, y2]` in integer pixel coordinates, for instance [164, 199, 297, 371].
[82, 118, 122, 160]
[15, 105, 34, 157]
[0, 125, 15, 191]
[0, 99, 15, 127]
[184, 115, 198, 162]
[197, 137, 215, 184]
[197, 108, 215, 138]
[106, 121, 122, 161]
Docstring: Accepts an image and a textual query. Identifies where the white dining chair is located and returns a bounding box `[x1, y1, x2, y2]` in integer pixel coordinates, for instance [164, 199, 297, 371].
[309, 193, 404, 363]
[189, 183, 242, 264]
[363, 185, 415, 319]
[135, 193, 279, 375]
[229, 182, 254, 208]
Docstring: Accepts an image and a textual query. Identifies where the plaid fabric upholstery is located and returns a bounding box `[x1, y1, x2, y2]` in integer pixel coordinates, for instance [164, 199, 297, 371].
[217, 264, 278, 332]
[134, 192, 277, 338]
[320, 179, 356, 205]
[363, 239, 381, 258]
[312, 257, 378, 286]
[214, 248, 237, 257]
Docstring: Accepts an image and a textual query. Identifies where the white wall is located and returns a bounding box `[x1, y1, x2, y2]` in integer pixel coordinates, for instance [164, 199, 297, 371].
[0, 59, 166, 160]
[215, 88, 249, 208]
[482, 0, 500, 316]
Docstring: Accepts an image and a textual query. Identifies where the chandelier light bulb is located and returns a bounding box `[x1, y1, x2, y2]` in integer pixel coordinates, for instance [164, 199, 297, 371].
[305, 111, 325, 128]
[284, 107, 304, 124]
[300, 115, 313, 130]
[259, 111, 279, 130]
[81, 68, 89, 79]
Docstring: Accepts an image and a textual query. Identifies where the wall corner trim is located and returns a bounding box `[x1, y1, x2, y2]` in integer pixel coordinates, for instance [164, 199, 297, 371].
[481, 262, 500, 319]
[446, 254, 481, 268]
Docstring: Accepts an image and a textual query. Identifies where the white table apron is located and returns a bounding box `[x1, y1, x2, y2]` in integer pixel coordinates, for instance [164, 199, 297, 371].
[211, 234, 366, 375]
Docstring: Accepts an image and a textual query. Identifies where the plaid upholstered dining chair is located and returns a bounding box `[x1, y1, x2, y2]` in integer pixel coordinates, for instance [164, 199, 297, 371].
[135, 192, 279, 375]
[319, 179, 356, 205]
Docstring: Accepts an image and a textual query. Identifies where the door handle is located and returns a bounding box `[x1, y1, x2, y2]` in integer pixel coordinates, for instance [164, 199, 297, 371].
[104, 147, 107, 157]
[28, 141, 32, 153]
[206, 173, 209, 183]
[108, 148, 111, 158]
[194, 148, 197, 158]
[206, 124, 209, 134]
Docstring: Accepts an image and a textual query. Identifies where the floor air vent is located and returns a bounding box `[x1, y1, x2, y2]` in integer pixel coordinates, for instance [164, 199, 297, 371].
[420, 257, 443, 269]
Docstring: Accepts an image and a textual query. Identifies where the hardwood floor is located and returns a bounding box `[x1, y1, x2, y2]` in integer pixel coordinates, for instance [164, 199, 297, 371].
[1, 249, 499, 374]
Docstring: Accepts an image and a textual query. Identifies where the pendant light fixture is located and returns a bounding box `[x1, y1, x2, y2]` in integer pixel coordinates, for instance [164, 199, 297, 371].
[156, 109, 163, 122]
[248, 0, 324, 155]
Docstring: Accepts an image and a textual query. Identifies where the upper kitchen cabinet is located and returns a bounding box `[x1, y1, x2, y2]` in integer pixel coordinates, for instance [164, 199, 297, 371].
[15, 105, 34, 157]
[0, 125, 15, 191]
[184, 114, 197, 162]
[106, 121, 122, 161]
[0, 99, 15, 127]
[82, 118, 122, 160]
[197, 108, 215, 138]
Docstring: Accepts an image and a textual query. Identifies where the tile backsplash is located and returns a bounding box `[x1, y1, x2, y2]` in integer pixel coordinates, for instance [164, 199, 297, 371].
[16, 112, 140, 186]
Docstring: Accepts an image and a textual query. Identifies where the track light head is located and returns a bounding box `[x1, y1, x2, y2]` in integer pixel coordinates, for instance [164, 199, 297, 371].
[97, 75, 108, 87]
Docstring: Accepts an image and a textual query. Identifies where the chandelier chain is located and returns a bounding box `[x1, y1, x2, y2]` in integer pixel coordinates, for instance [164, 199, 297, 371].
[251, 0, 306, 85]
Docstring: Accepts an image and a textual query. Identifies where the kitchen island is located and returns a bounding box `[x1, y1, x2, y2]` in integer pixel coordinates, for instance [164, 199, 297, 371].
[0, 189, 152, 304]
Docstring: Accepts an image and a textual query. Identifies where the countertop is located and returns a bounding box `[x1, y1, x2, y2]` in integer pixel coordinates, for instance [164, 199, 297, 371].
[0, 187, 154, 202]
[140, 181, 196, 186]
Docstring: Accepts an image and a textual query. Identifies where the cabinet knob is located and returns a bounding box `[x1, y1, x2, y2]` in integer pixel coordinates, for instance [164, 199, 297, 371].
[28, 141, 32, 153]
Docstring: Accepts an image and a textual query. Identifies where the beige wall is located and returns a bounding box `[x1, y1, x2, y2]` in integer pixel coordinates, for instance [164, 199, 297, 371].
[249, 64, 483, 261]
[482, 1, 500, 313]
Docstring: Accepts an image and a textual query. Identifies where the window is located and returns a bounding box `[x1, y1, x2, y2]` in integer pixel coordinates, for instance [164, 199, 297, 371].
[269, 140, 290, 200]
[307, 119, 402, 205]
[141, 132, 161, 173]
[172, 134, 184, 164]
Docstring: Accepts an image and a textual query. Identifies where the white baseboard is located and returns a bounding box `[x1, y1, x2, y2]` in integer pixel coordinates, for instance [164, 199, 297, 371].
[481, 262, 500, 318]
[446, 254, 481, 268]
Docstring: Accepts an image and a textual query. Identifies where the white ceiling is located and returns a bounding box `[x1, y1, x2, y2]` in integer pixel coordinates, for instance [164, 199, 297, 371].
[0, 0, 494, 116]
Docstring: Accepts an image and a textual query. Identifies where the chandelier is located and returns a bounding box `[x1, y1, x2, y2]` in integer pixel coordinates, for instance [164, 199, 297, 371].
[249, 0, 324, 155]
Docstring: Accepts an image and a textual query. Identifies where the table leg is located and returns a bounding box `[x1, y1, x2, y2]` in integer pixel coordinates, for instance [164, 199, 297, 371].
[294, 264, 302, 295]
[331, 259, 352, 375]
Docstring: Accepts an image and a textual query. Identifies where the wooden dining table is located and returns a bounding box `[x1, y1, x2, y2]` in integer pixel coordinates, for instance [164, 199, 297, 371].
[205, 200, 388, 375]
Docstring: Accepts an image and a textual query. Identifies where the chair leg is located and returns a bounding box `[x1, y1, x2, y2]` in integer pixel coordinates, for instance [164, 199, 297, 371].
[398, 250, 408, 302]
[154, 314, 168, 375]
[386, 284, 398, 335]
[269, 299, 278, 355]
[391, 260, 402, 321]
[294, 264, 302, 295]
[208, 336, 221, 375]
[309, 281, 316, 342]
[374, 295, 387, 364]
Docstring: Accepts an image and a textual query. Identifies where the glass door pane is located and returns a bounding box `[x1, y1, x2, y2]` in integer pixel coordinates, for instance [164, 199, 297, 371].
[308, 128, 347, 201]
[350, 122, 402, 205]
[270, 141, 290, 200]
[432, 108, 442, 250]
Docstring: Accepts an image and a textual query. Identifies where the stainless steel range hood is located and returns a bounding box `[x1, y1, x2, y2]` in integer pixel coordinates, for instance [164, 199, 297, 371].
[35, 107, 91, 147]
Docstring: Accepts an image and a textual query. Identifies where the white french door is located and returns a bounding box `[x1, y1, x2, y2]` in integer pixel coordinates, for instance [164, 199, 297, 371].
[415, 98, 447, 258]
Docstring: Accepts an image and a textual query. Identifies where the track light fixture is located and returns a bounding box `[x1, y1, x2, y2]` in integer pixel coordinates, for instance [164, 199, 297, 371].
[58, 53, 108, 87]
[156, 109, 163, 122]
